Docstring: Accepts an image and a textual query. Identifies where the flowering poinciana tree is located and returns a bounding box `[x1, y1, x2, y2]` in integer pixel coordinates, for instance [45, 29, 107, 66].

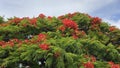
[0, 12, 120, 68]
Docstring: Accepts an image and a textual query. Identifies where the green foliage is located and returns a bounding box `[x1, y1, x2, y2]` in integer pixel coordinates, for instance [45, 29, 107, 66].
[72, 13, 91, 32]
[0, 16, 4, 24]
[94, 61, 110, 68]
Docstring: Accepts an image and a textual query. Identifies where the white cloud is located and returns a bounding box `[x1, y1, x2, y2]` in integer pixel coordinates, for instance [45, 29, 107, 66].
[0, 0, 118, 18]
[103, 18, 120, 28]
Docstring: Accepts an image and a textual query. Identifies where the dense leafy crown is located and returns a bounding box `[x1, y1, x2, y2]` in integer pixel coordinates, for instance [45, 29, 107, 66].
[0, 12, 120, 68]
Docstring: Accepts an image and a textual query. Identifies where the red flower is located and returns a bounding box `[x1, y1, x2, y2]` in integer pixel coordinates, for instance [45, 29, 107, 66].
[8, 41, 14, 47]
[62, 19, 78, 30]
[67, 12, 78, 18]
[48, 16, 52, 20]
[81, 30, 86, 35]
[11, 18, 22, 24]
[38, 14, 46, 18]
[74, 30, 86, 38]
[0, 41, 5, 46]
[67, 13, 73, 18]
[91, 56, 96, 62]
[72, 34, 78, 39]
[58, 15, 65, 20]
[30, 18, 37, 26]
[13, 38, 19, 43]
[108, 61, 120, 68]
[38, 33, 46, 42]
[109, 26, 117, 31]
[22, 17, 30, 19]
[59, 26, 66, 32]
[24, 39, 29, 43]
[111, 64, 120, 68]
[2, 45, 7, 48]
[108, 61, 114, 65]
[91, 17, 101, 25]
[39, 44, 49, 50]
[84, 62, 94, 68]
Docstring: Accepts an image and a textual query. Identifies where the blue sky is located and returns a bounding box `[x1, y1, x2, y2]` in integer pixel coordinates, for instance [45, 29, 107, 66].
[0, 0, 120, 28]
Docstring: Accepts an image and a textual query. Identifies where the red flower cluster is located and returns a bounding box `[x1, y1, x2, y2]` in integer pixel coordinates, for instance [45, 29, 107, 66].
[38, 33, 46, 42]
[90, 24, 99, 30]
[47, 16, 52, 20]
[108, 61, 120, 68]
[22, 17, 30, 20]
[0, 38, 22, 48]
[84, 62, 94, 68]
[0, 41, 5, 46]
[72, 30, 86, 39]
[72, 34, 78, 39]
[11, 18, 22, 24]
[7, 41, 14, 47]
[38, 14, 46, 18]
[59, 26, 66, 32]
[84, 55, 96, 62]
[90, 56, 96, 62]
[24, 39, 29, 43]
[91, 17, 101, 25]
[0, 41, 14, 48]
[30, 18, 37, 26]
[109, 26, 117, 32]
[62, 19, 78, 30]
[58, 15, 65, 20]
[39, 44, 49, 50]
[58, 12, 78, 20]
[12, 38, 19, 43]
